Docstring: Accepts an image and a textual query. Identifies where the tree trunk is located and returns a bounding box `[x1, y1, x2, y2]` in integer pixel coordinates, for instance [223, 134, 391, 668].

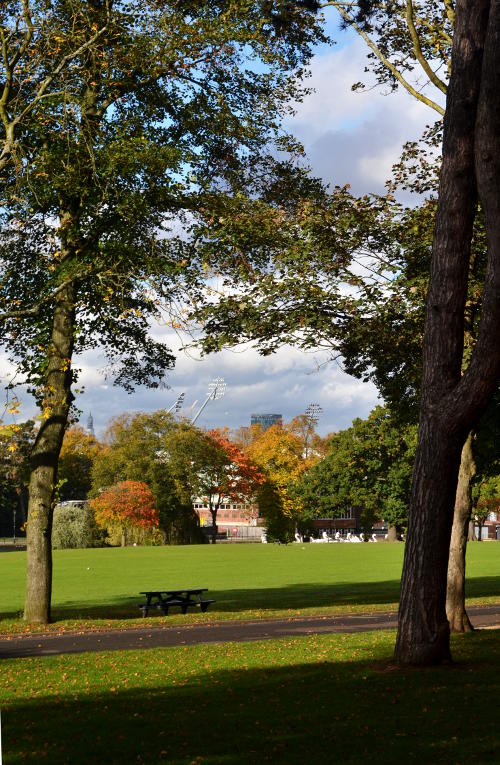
[468, 520, 475, 541]
[395, 0, 491, 665]
[446, 432, 476, 632]
[387, 524, 398, 542]
[395, 419, 464, 665]
[24, 279, 76, 623]
[121, 527, 127, 547]
[210, 516, 218, 544]
[396, 0, 500, 663]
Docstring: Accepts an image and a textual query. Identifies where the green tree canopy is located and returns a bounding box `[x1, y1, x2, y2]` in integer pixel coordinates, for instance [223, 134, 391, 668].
[92, 410, 202, 544]
[296, 406, 416, 537]
[1, 0, 324, 622]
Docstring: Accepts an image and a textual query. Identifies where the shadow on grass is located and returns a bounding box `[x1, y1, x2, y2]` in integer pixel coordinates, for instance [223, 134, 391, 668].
[3, 575, 500, 626]
[1, 580, 402, 624]
[0, 581, 398, 624]
[3, 630, 500, 764]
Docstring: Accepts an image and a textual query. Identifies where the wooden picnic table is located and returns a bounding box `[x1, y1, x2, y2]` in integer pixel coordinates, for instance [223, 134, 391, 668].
[139, 588, 215, 617]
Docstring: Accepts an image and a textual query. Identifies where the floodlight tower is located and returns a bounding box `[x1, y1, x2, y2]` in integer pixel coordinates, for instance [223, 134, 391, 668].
[305, 402, 322, 427]
[303, 403, 323, 459]
[167, 392, 185, 416]
[191, 377, 226, 424]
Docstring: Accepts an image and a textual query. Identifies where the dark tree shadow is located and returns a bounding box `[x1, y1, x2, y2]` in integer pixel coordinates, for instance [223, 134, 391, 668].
[3, 575, 500, 626]
[3, 631, 500, 764]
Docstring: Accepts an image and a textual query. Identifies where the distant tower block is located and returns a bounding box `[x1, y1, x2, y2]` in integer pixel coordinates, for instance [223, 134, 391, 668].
[250, 413, 283, 431]
[87, 412, 95, 437]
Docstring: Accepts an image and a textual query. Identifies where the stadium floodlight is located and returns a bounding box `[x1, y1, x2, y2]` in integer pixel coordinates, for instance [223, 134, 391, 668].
[191, 377, 226, 424]
[305, 402, 322, 426]
[167, 392, 185, 415]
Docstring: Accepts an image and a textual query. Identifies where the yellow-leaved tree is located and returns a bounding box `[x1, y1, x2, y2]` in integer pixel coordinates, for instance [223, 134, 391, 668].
[247, 424, 311, 542]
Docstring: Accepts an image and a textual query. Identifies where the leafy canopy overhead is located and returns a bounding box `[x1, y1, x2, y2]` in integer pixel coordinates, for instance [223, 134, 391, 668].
[0, 0, 325, 393]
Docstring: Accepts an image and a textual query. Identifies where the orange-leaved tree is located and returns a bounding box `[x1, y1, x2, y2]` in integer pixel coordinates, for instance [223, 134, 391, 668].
[90, 481, 159, 547]
[197, 430, 264, 543]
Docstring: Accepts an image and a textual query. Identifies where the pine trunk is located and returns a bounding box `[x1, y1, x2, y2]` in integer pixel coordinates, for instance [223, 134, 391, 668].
[24, 279, 76, 622]
[395, 0, 490, 665]
[395, 418, 464, 665]
[446, 432, 475, 632]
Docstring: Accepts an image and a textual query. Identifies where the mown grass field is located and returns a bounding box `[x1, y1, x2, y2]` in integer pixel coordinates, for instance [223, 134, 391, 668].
[1, 629, 500, 764]
[3, 544, 500, 764]
[2, 541, 500, 631]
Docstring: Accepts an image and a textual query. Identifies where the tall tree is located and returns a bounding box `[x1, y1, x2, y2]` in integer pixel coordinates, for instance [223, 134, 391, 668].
[395, 0, 500, 665]
[190, 0, 500, 644]
[58, 426, 102, 501]
[0, 1, 322, 622]
[91, 411, 203, 544]
[297, 406, 416, 539]
[247, 424, 308, 541]
[166, 427, 263, 543]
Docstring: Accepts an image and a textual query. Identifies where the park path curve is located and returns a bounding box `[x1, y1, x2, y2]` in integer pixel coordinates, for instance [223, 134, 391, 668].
[1, 604, 500, 659]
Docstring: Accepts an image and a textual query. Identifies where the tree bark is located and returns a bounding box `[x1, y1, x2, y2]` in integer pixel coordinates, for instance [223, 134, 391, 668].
[24, 278, 76, 623]
[395, 0, 490, 665]
[210, 511, 218, 544]
[446, 432, 476, 632]
[468, 520, 475, 541]
[387, 524, 398, 542]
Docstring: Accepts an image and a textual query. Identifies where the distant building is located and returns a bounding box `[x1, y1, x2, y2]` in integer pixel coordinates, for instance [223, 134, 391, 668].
[87, 412, 95, 437]
[250, 413, 282, 431]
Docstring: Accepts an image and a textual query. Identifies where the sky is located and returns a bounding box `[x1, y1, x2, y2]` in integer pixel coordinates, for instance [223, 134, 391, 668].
[1, 14, 438, 438]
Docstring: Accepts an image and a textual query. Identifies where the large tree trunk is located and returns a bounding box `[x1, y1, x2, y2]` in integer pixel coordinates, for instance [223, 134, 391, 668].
[24, 279, 76, 623]
[446, 432, 476, 632]
[396, 421, 465, 665]
[394, 0, 490, 665]
[396, 0, 500, 664]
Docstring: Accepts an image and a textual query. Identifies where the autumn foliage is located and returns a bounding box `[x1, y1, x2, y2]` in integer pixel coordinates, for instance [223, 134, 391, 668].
[246, 424, 307, 540]
[90, 481, 159, 533]
[205, 430, 264, 502]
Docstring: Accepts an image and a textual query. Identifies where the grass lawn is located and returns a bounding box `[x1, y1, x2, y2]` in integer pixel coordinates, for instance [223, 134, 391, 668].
[2, 542, 500, 632]
[1, 628, 500, 763]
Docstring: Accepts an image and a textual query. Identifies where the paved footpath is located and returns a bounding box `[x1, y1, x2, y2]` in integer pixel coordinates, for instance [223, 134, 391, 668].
[1, 604, 500, 659]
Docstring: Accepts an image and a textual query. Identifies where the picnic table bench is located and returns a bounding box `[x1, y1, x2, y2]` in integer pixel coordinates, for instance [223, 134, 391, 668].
[138, 588, 216, 617]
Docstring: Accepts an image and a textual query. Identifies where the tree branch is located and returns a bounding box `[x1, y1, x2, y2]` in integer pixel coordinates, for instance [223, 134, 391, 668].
[321, 0, 446, 115]
[406, 0, 448, 94]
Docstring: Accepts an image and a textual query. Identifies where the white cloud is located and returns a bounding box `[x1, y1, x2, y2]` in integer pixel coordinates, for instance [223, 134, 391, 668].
[287, 37, 443, 195]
